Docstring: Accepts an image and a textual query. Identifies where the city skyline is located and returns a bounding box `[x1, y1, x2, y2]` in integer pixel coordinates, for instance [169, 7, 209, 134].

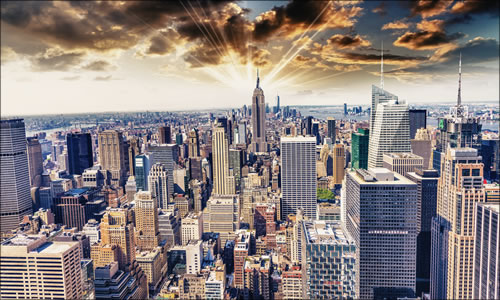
[1, 0, 499, 115]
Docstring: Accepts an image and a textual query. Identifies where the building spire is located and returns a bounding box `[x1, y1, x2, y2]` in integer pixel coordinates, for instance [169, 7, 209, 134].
[256, 69, 260, 88]
[380, 41, 384, 90]
[457, 52, 462, 106]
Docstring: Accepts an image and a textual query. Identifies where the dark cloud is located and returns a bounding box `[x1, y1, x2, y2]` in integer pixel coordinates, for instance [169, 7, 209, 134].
[146, 29, 183, 55]
[250, 47, 271, 67]
[183, 44, 222, 68]
[82, 60, 115, 71]
[30, 49, 85, 71]
[409, 0, 450, 18]
[252, 0, 362, 42]
[434, 37, 499, 64]
[394, 30, 465, 50]
[450, 1, 499, 16]
[325, 34, 371, 50]
[372, 2, 387, 16]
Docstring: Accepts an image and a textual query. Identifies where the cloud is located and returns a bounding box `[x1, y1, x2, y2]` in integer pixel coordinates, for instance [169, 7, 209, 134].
[450, 1, 499, 15]
[82, 60, 115, 71]
[333, 64, 362, 72]
[1, 46, 18, 64]
[394, 19, 465, 50]
[324, 34, 371, 49]
[30, 48, 85, 71]
[372, 2, 387, 16]
[382, 20, 410, 30]
[252, 0, 362, 42]
[431, 37, 500, 64]
[250, 47, 271, 67]
[61, 75, 80, 81]
[296, 89, 313, 96]
[291, 55, 318, 68]
[94, 75, 113, 81]
[410, 0, 451, 18]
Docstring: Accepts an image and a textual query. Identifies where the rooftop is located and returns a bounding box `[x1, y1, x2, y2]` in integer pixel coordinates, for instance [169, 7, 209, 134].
[303, 221, 354, 246]
[281, 136, 316, 142]
[383, 153, 423, 159]
[351, 168, 415, 185]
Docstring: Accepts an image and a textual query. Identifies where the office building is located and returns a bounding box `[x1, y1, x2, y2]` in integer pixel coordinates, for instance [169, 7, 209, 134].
[158, 208, 181, 247]
[238, 122, 247, 145]
[407, 168, 439, 295]
[332, 143, 345, 185]
[54, 187, 104, 231]
[188, 129, 200, 158]
[148, 144, 177, 197]
[135, 191, 160, 251]
[212, 126, 230, 195]
[382, 152, 423, 177]
[251, 71, 267, 153]
[368, 98, 411, 168]
[67, 133, 93, 175]
[351, 128, 369, 170]
[182, 212, 203, 245]
[179, 273, 207, 300]
[186, 239, 203, 275]
[206, 268, 225, 300]
[94, 261, 148, 300]
[370, 85, 399, 131]
[481, 139, 499, 181]
[135, 153, 152, 192]
[148, 163, 170, 209]
[26, 137, 43, 187]
[281, 136, 317, 219]
[345, 168, 418, 299]
[203, 195, 239, 245]
[473, 203, 499, 300]
[136, 247, 164, 292]
[98, 130, 126, 186]
[409, 109, 427, 139]
[127, 136, 140, 176]
[229, 148, 244, 191]
[83, 218, 101, 244]
[430, 148, 485, 299]
[1, 119, 33, 232]
[1, 234, 82, 299]
[234, 231, 250, 289]
[158, 125, 172, 144]
[327, 117, 336, 142]
[244, 255, 271, 299]
[302, 221, 356, 299]
[411, 128, 433, 169]
[282, 266, 304, 300]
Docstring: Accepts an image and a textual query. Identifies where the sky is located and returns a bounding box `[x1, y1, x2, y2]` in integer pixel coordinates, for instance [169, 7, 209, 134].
[1, 0, 499, 116]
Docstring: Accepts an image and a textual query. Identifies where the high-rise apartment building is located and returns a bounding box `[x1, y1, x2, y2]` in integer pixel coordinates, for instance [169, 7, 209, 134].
[282, 266, 304, 300]
[351, 128, 369, 170]
[382, 152, 423, 177]
[1, 234, 82, 299]
[26, 137, 43, 187]
[148, 163, 170, 209]
[345, 168, 418, 299]
[135, 191, 160, 251]
[332, 143, 345, 185]
[473, 203, 499, 300]
[302, 221, 356, 299]
[430, 148, 486, 299]
[158, 125, 172, 144]
[407, 168, 439, 295]
[1, 119, 33, 232]
[67, 133, 93, 175]
[234, 231, 250, 289]
[98, 130, 127, 186]
[281, 136, 317, 219]
[409, 109, 427, 139]
[368, 99, 411, 168]
[251, 71, 267, 153]
[411, 128, 433, 169]
[212, 126, 230, 195]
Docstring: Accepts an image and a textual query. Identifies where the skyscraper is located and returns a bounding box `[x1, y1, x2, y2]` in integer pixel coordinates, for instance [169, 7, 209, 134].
[26, 137, 43, 187]
[1, 119, 33, 232]
[148, 144, 177, 197]
[351, 128, 369, 170]
[1, 234, 83, 299]
[430, 148, 486, 299]
[409, 109, 427, 139]
[251, 70, 267, 153]
[148, 163, 170, 209]
[382, 153, 423, 178]
[411, 128, 433, 169]
[281, 136, 317, 219]
[234, 231, 250, 289]
[212, 126, 230, 195]
[473, 203, 499, 300]
[407, 168, 439, 295]
[135, 153, 152, 192]
[98, 130, 127, 186]
[345, 168, 418, 299]
[158, 125, 172, 144]
[128, 137, 140, 176]
[135, 191, 160, 251]
[370, 85, 399, 129]
[67, 133, 93, 175]
[188, 129, 200, 158]
[368, 98, 411, 168]
[332, 143, 345, 185]
[327, 117, 336, 142]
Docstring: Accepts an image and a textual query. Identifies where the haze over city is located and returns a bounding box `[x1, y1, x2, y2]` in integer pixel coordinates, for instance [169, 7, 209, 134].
[1, 0, 499, 115]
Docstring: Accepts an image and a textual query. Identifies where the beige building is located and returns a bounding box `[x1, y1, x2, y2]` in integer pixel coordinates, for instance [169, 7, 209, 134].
[0, 234, 82, 299]
[98, 130, 127, 186]
[135, 191, 160, 251]
[181, 212, 203, 245]
[212, 126, 230, 195]
[411, 128, 433, 169]
[332, 143, 345, 185]
[203, 194, 239, 245]
[136, 247, 164, 292]
[281, 266, 304, 300]
[383, 152, 424, 178]
[179, 273, 207, 300]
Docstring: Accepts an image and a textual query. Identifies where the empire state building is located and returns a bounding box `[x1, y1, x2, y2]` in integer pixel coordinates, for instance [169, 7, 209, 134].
[251, 70, 267, 153]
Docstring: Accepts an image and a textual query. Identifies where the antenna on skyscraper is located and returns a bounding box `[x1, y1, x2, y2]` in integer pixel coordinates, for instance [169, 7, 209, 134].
[256, 69, 260, 88]
[380, 41, 384, 89]
[457, 52, 462, 106]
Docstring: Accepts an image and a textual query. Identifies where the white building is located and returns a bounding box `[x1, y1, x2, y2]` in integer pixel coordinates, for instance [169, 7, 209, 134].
[186, 239, 203, 275]
[181, 212, 203, 245]
[148, 163, 170, 209]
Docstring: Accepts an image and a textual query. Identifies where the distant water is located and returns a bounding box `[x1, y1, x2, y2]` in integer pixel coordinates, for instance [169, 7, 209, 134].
[294, 106, 499, 132]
